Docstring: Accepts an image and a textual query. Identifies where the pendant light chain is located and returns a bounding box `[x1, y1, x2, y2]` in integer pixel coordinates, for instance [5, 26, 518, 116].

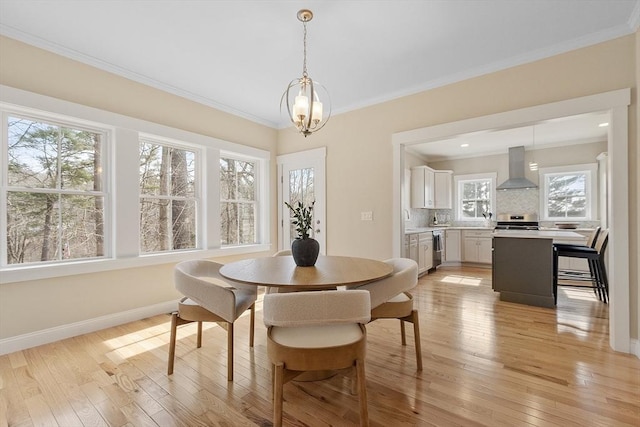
[302, 19, 308, 78]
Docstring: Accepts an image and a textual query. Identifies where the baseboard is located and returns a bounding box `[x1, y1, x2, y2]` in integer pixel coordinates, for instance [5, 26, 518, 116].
[0, 300, 178, 356]
[631, 338, 640, 358]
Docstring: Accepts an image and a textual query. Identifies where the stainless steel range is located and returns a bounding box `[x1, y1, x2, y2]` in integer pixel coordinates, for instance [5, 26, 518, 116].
[494, 213, 539, 230]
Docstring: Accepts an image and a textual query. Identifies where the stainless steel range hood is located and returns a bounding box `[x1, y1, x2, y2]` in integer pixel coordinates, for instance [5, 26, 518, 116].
[496, 146, 538, 190]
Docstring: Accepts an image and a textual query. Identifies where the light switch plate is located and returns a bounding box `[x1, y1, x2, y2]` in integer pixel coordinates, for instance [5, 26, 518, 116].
[361, 211, 373, 221]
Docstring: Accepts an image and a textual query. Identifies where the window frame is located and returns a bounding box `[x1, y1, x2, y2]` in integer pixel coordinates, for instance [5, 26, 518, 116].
[139, 135, 201, 254]
[454, 173, 497, 222]
[219, 153, 259, 247]
[1, 109, 113, 267]
[539, 163, 597, 221]
[0, 86, 271, 283]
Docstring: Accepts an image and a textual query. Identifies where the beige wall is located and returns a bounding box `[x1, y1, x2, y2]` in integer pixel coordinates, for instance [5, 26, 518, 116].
[0, 31, 638, 345]
[278, 34, 638, 339]
[0, 36, 279, 339]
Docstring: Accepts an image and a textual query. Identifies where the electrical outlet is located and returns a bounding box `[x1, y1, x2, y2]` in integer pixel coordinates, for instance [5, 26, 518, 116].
[361, 211, 373, 221]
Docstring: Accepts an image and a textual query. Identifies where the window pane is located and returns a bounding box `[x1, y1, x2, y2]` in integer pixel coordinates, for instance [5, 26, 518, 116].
[140, 142, 163, 196]
[140, 198, 170, 252]
[220, 201, 238, 245]
[61, 194, 104, 259]
[238, 203, 255, 244]
[59, 128, 101, 191]
[6, 191, 59, 264]
[7, 117, 59, 188]
[462, 182, 477, 199]
[170, 149, 195, 197]
[237, 161, 255, 201]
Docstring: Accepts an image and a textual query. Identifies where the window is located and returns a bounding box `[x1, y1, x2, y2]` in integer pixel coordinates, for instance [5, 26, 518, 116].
[454, 173, 496, 221]
[3, 114, 107, 265]
[220, 157, 256, 246]
[540, 164, 597, 220]
[1, 87, 270, 283]
[139, 139, 197, 253]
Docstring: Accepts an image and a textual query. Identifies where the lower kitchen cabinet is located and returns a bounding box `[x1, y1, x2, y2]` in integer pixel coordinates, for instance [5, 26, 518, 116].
[462, 230, 493, 264]
[444, 229, 461, 262]
[419, 232, 433, 274]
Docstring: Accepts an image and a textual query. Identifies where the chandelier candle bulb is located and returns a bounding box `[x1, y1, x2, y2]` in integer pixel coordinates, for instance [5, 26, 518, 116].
[311, 101, 323, 122]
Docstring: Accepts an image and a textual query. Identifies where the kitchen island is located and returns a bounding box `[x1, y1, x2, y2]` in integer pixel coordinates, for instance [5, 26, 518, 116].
[492, 229, 585, 308]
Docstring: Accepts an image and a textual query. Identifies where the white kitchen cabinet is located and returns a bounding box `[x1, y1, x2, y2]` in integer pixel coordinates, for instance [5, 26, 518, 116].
[462, 230, 493, 264]
[433, 170, 453, 209]
[411, 166, 434, 208]
[404, 234, 419, 265]
[418, 232, 433, 274]
[444, 229, 461, 262]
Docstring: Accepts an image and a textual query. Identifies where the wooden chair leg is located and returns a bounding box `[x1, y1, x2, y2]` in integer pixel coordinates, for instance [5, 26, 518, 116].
[400, 319, 407, 346]
[227, 322, 234, 382]
[196, 321, 203, 348]
[411, 310, 423, 371]
[167, 312, 178, 375]
[356, 359, 369, 427]
[249, 304, 255, 347]
[273, 363, 285, 427]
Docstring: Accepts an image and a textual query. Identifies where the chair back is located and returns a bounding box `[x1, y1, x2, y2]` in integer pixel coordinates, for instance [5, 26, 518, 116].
[349, 258, 418, 309]
[174, 259, 256, 323]
[586, 226, 601, 248]
[594, 229, 608, 255]
[263, 290, 371, 327]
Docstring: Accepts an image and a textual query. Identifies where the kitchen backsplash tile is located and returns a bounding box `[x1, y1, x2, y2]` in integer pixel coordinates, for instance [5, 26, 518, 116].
[496, 188, 539, 216]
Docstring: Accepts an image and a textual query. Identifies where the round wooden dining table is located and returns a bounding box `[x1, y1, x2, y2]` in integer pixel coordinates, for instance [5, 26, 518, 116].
[219, 255, 393, 289]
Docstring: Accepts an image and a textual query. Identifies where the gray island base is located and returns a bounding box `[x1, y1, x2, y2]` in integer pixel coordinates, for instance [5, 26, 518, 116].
[491, 230, 585, 308]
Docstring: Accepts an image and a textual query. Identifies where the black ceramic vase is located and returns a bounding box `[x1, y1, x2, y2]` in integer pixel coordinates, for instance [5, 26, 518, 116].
[291, 238, 320, 267]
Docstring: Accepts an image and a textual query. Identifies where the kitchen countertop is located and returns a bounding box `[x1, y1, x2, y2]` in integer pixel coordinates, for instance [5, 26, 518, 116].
[404, 226, 493, 234]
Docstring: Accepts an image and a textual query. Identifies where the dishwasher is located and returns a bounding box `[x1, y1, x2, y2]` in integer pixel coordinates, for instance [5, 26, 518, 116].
[432, 229, 444, 268]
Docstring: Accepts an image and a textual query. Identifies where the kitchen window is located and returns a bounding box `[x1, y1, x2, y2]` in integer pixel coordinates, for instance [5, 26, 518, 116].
[539, 164, 597, 220]
[454, 173, 496, 221]
[2, 113, 109, 265]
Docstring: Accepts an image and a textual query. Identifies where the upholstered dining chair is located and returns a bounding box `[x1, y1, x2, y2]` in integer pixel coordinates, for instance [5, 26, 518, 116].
[168, 259, 257, 381]
[263, 290, 371, 427]
[348, 258, 422, 371]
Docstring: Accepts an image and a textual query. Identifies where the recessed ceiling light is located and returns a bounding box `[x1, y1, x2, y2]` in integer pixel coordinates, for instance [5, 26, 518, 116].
[598, 122, 609, 127]
[460, 143, 469, 148]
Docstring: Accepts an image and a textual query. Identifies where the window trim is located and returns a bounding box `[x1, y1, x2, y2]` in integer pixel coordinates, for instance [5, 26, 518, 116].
[0, 85, 271, 284]
[453, 173, 497, 221]
[538, 163, 597, 221]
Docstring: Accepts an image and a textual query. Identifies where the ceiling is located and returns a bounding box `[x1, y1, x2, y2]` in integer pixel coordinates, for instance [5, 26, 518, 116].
[0, 1, 637, 132]
[407, 110, 611, 161]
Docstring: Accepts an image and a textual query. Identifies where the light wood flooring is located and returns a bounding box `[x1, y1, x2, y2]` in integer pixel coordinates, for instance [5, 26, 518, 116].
[1, 265, 639, 426]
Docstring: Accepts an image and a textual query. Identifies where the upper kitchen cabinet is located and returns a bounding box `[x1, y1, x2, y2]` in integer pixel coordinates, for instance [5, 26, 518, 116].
[411, 166, 452, 209]
[433, 170, 453, 209]
[411, 166, 434, 208]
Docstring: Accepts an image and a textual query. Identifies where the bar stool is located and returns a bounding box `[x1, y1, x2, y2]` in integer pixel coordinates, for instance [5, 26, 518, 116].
[553, 229, 609, 303]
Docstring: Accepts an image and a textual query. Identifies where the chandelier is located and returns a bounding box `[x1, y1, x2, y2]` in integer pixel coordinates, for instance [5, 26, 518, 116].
[281, 9, 331, 137]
